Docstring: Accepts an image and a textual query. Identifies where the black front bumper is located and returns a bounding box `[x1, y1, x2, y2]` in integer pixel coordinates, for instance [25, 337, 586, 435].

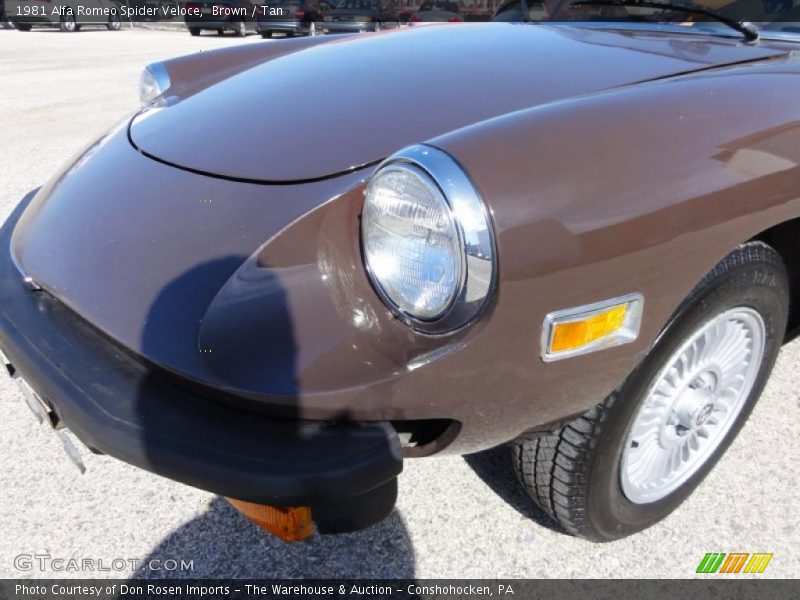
[0, 194, 402, 533]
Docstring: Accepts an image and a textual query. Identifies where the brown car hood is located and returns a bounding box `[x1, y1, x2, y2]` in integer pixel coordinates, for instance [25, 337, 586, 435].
[129, 24, 785, 183]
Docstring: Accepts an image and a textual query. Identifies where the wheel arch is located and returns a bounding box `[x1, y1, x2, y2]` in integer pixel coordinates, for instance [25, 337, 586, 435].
[750, 217, 800, 341]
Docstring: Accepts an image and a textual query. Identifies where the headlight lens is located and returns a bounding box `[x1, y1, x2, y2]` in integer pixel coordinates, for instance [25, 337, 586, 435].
[139, 62, 170, 106]
[362, 164, 463, 321]
[362, 145, 496, 333]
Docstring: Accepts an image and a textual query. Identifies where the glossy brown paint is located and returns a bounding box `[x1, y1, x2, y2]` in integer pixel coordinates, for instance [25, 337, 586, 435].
[158, 34, 331, 97]
[10, 25, 800, 456]
[130, 24, 784, 182]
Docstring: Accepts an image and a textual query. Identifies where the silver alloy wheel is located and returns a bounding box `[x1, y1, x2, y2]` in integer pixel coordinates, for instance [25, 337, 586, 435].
[309, 21, 316, 36]
[620, 307, 765, 504]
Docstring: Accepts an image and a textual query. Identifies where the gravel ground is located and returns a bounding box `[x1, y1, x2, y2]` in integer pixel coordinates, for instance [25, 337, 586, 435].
[0, 28, 798, 580]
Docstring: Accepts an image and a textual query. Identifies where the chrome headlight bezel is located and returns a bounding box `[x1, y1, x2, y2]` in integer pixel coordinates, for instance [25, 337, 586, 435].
[139, 62, 171, 106]
[361, 144, 497, 335]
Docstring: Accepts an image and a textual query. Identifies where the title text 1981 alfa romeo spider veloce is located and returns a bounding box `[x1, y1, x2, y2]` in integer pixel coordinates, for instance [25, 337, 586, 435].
[2, 4, 800, 542]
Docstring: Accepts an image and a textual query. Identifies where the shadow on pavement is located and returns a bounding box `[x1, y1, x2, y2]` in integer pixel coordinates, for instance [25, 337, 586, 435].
[130, 498, 415, 578]
[463, 445, 565, 534]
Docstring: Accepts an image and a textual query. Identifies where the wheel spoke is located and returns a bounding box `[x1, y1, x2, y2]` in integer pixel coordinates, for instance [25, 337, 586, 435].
[621, 307, 765, 504]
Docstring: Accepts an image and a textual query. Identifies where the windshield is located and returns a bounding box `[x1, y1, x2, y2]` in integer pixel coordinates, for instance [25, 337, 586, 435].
[490, 0, 800, 37]
[336, 0, 380, 9]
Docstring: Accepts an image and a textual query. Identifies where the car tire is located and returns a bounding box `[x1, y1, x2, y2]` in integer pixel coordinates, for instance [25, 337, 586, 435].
[59, 10, 77, 32]
[16, 23, 33, 31]
[189, 26, 200, 36]
[235, 20, 246, 36]
[510, 241, 789, 541]
[217, 28, 224, 35]
[107, 14, 121, 30]
[260, 30, 272, 38]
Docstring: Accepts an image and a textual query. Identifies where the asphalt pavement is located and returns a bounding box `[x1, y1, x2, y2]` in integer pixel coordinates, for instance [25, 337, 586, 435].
[0, 27, 798, 579]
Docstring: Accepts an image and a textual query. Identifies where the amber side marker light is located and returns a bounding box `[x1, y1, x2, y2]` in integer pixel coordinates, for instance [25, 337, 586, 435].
[541, 293, 644, 362]
[226, 498, 314, 541]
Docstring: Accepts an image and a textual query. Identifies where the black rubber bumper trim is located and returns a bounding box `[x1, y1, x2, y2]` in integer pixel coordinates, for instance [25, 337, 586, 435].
[0, 194, 402, 510]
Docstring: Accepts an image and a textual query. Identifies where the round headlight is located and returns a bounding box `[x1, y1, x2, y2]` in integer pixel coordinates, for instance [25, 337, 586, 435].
[362, 163, 463, 321]
[361, 145, 496, 333]
[139, 62, 170, 106]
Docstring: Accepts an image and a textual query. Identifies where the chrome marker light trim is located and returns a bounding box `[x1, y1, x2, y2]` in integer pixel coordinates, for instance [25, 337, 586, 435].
[541, 293, 644, 362]
[362, 144, 498, 335]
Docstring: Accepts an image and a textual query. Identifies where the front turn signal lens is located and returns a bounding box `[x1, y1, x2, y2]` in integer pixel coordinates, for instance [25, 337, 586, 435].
[542, 294, 644, 362]
[226, 498, 314, 542]
[551, 304, 627, 353]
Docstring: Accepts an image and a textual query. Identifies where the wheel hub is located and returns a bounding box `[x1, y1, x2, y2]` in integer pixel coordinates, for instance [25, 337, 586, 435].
[673, 384, 714, 431]
[620, 307, 765, 504]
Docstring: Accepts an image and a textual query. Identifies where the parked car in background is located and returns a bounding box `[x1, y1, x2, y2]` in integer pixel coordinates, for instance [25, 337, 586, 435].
[0, 1, 11, 27]
[492, 0, 551, 21]
[256, 0, 334, 37]
[184, 0, 259, 36]
[5, 7, 800, 545]
[322, 0, 399, 33]
[409, 1, 464, 22]
[459, 1, 493, 21]
[7, 0, 123, 31]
